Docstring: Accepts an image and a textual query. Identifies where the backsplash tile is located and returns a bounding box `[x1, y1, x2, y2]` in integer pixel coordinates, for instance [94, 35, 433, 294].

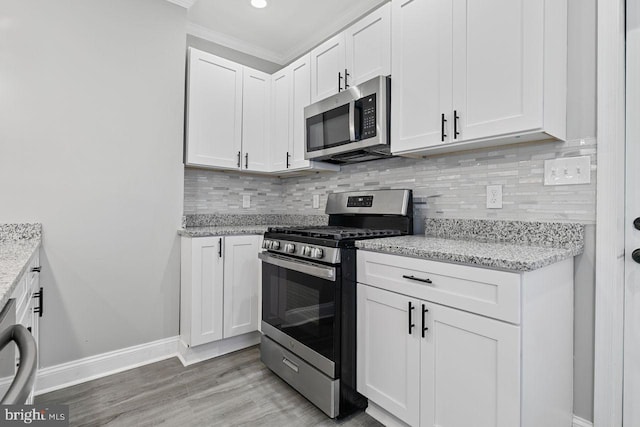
[184, 138, 597, 225]
[184, 168, 283, 214]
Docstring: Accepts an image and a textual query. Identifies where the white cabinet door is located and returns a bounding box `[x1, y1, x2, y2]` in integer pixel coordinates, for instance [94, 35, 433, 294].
[289, 54, 313, 169]
[421, 302, 520, 427]
[310, 33, 346, 103]
[391, 0, 453, 153]
[242, 67, 271, 172]
[451, 0, 543, 142]
[271, 68, 291, 172]
[189, 237, 224, 346]
[223, 235, 260, 338]
[357, 284, 421, 426]
[345, 3, 391, 86]
[186, 49, 243, 169]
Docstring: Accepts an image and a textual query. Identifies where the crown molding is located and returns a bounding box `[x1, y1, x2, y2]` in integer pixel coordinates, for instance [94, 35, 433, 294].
[279, 0, 387, 65]
[187, 22, 286, 65]
[187, 0, 388, 66]
[166, 0, 198, 9]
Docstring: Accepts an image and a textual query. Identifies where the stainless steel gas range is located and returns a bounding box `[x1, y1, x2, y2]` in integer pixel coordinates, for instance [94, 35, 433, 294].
[259, 189, 413, 418]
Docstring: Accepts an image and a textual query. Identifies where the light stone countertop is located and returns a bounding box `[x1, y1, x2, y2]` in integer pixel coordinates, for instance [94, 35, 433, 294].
[356, 235, 582, 272]
[178, 214, 329, 238]
[178, 225, 273, 237]
[0, 238, 41, 308]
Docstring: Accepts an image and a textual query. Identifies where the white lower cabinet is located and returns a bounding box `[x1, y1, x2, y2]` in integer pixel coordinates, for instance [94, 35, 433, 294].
[180, 235, 261, 348]
[357, 251, 574, 427]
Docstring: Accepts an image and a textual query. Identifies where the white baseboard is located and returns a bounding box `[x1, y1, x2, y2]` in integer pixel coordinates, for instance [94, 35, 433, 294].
[177, 332, 260, 366]
[34, 336, 180, 396]
[573, 415, 593, 427]
[367, 400, 592, 427]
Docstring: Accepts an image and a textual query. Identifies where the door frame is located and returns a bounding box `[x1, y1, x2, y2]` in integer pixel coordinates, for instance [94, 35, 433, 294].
[594, 0, 626, 426]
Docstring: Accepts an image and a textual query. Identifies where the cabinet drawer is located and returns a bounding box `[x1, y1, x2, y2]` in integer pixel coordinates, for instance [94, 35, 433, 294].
[357, 251, 521, 323]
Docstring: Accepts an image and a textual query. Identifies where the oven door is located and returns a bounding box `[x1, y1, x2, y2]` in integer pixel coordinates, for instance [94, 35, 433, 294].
[259, 252, 340, 378]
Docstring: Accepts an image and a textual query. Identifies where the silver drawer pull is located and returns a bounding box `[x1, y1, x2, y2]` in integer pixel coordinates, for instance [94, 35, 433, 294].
[282, 357, 299, 373]
[402, 274, 433, 284]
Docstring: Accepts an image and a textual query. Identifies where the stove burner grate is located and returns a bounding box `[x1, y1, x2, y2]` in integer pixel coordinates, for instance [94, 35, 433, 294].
[267, 226, 402, 240]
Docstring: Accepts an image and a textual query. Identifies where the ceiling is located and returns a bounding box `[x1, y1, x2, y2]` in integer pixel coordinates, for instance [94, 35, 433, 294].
[187, 0, 388, 65]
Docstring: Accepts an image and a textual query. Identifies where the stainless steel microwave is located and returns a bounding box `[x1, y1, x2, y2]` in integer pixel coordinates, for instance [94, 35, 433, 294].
[304, 75, 391, 164]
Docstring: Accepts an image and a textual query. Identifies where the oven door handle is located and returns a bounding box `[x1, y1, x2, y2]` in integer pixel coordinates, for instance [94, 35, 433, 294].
[259, 252, 336, 282]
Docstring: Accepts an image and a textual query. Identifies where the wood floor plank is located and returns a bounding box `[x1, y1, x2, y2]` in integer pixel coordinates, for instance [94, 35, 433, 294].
[36, 346, 383, 427]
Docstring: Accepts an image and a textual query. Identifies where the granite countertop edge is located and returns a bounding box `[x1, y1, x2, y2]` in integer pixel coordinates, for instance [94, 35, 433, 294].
[178, 225, 272, 237]
[0, 238, 41, 308]
[355, 236, 584, 273]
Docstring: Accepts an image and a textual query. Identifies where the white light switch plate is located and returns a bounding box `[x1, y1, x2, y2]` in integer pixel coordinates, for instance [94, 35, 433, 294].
[313, 195, 320, 209]
[242, 195, 250, 208]
[486, 185, 503, 209]
[544, 156, 591, 185]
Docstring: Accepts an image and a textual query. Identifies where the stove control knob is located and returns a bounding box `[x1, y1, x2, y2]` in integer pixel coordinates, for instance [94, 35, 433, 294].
[302, 246, 312, 257]
[311, 248, 324, 259]
[262, 240, 271, 249]
[271, 241, 280, 250]
[284, 243, 296, 254]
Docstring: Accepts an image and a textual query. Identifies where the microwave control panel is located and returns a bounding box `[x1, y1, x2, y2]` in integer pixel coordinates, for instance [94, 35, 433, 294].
[357, 94, 377, 139]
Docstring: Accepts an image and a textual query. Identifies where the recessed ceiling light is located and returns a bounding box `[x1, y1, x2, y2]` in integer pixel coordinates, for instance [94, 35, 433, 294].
[251, 0, 267, 8]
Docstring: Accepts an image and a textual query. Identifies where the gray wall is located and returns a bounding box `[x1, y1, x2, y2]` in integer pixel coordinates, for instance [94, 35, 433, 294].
[0, 0, 186, 367]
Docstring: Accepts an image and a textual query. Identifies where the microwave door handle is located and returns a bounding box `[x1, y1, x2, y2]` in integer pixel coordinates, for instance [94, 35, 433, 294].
[348, 100, 356, 142]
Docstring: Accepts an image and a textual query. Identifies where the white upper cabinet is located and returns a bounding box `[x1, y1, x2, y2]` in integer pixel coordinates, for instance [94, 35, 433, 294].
[186, 48, 271, 172]
[311, 4, 392, 103]
[289, 55, 314, 169]
[271, 54, 340, 173]
[270, 68, 291, 172]
[391, 0, 453, 153]
[391, 0, 567, 156]
[345, 2, 392, 87]
[451, 0, 542, 142]
[242, 67, 271, 172]
[186, 49, 243, 169]
[310, 34, 346, 103]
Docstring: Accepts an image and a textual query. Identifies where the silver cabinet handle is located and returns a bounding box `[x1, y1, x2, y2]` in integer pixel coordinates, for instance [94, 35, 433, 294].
[282, 357, 299, 373]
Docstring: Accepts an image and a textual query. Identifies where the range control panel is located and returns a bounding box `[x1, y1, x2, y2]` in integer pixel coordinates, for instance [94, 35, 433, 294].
[347, 195, 374, 208]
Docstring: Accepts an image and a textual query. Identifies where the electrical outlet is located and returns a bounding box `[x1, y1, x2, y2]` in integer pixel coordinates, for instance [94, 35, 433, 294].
[242, 195, 250, 208]
[313, 194, 320, 209]
[486, 185, 503, 209]
[544, 156, 591, 185]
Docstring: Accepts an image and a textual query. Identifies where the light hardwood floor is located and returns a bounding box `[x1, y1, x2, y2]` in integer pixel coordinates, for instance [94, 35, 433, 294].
[36, 346, 383, 427]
